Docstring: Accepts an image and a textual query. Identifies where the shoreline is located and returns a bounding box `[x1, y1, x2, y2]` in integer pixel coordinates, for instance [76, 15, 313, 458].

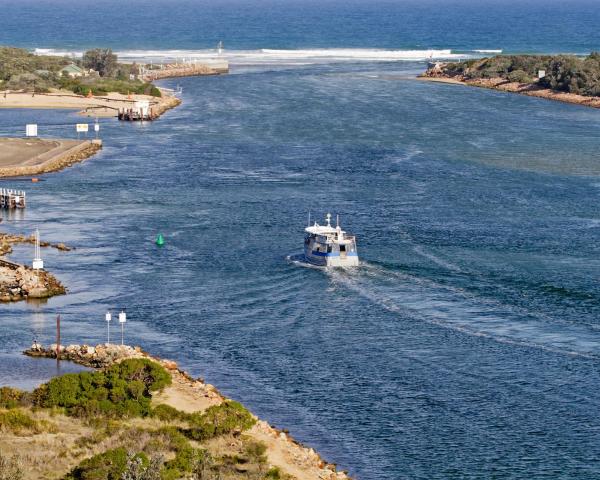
[418, 74, 600, 109]
[22, 343, 351, 480]
[0, 232, 69, 302]
[0, 88, 181, 118]
[0, 138, 102, 178]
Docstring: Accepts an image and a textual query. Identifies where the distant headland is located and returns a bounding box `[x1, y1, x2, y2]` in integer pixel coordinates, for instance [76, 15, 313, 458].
[0, 46, 226, 119]
[420, 53, 600, 109]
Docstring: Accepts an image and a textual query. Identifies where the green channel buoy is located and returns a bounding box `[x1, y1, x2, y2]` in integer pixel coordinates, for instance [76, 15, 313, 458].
[155, 233, 165, 246]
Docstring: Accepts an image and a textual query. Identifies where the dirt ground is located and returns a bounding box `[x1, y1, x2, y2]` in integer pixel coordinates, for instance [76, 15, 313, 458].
[0, 138, 84, 168]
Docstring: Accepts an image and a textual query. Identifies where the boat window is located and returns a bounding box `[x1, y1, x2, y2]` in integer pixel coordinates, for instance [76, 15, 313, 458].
[327, 245, 332, 253]
[340, 245, 346, 252]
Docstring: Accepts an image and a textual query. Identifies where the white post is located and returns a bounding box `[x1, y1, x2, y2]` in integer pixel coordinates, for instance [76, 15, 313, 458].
[32, 228, 44, 270]
[105, 311, 111, 344]
[119, 310, 127, 345]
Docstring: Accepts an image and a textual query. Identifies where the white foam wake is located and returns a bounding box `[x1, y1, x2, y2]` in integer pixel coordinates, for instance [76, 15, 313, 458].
[34, 47, 471, 66]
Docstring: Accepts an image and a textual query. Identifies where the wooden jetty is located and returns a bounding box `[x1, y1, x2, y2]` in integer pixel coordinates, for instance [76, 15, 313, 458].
[117, 106, 158, 122]
[0, 188, 26, 209]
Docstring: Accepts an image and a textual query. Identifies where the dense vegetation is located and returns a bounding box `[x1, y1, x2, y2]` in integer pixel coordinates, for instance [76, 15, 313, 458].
[0, 46, 161, 96]
[33, 358, 171, 418]
[0, 359, 276, 480]
[438, 53, 600, 96]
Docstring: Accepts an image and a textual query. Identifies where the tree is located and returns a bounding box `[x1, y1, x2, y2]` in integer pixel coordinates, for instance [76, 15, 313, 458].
[82, 48, 118, 77]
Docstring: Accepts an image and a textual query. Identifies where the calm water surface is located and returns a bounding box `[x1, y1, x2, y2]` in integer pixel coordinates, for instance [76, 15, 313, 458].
[2, 2, 600, 478]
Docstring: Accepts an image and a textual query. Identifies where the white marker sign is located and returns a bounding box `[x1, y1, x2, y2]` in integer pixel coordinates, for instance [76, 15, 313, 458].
[25, 124, 38, 137]
[76, 123, 89, 133]
[94, 123, 100, 132]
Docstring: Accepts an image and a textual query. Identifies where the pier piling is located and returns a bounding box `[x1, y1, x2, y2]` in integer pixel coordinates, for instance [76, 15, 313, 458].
[0, 188, 26, 209]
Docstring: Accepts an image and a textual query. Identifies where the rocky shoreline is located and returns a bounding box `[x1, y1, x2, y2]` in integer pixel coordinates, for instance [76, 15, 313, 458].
[0, 139, 102, 178]
[420, 64, 600, 110]
[24, 342, 352, 480]
[0, 232, 69, 302]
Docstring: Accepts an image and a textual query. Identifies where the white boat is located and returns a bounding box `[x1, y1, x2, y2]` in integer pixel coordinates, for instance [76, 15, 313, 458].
[304, 213, 359, 267]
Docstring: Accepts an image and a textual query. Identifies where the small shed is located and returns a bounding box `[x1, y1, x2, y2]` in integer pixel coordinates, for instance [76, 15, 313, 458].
[61, 64, 85, 78]
[134, 100, 150, 118]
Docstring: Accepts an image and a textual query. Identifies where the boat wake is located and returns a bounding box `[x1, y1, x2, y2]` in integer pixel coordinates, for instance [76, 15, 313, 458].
[326, 261, 600, 360]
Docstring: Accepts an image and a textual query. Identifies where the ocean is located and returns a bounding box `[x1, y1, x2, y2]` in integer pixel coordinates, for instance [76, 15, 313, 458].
[2, 1, 600, 478]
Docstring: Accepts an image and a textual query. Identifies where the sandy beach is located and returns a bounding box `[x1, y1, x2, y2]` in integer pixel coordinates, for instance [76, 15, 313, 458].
[0, 89, 181, 118]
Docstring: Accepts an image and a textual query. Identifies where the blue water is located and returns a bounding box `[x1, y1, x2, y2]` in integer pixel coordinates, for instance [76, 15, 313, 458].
[1, 0, 600, 53]
[2, 2, 600, 479]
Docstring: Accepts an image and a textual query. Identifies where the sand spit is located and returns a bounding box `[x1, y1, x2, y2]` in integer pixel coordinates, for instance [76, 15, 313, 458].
[25, 343, 352, 480]
[0, 89, 181, 118]
[0, 138, 102, 178]
[418, 74, 600, 109]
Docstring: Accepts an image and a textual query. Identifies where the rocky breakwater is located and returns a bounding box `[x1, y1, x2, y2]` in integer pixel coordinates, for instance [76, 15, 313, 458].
[0, 231, 70, 302]
[0, 231, 71, 256]
[0, 264, 65, 302]
[24, 342, 352, 480]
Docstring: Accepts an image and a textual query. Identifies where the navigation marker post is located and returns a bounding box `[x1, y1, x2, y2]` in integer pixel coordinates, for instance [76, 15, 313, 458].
[94, 119, 100, 140]
[76, 123, 89, 140]
[105, 311, 112, 345]
[56, 315, 61, 362]
[25, 124, 38, 137]
[119, 310, 127, 345]
[32, 228, 43, 270]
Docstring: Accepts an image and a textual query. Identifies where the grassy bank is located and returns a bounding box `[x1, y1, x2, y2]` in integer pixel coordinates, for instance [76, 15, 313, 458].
[0, 358, 288, 480]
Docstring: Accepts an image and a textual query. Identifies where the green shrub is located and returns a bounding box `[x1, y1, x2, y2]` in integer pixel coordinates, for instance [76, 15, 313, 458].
[506, 69, 532, 83]
[162, 447, 209, 480]
[244, 439, 267, 461]
[265, 466, 282, 479]
[184, 401, 256, 441]
[64, 448, 148, 480]
[0, 387, 29, 409]
[0, 409, 44, 434]
[34, 359, 171, 418]
[150, 404, 189, 423]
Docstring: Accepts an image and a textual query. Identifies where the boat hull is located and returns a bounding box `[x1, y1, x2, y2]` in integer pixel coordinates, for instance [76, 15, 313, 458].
[303, 245, 359, 267]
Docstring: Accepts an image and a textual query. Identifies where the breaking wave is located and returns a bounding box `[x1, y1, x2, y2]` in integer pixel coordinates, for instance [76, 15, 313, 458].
[33, 47, 491, 66]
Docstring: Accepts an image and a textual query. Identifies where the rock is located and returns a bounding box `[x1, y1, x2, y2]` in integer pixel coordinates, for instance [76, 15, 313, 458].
[86, 346, 96, 355]
[55, 243, 70, 251]
[26, 287, 48, 298]
[162, 360, 178, 370]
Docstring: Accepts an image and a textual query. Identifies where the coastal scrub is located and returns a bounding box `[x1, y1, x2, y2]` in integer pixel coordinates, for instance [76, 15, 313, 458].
[430, 53, 600, 97]
[33, 358, 172, 417]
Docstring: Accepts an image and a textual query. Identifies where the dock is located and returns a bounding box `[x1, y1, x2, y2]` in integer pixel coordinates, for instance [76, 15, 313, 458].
[117, 106, 158, 121]
[0, 188, 26, 209]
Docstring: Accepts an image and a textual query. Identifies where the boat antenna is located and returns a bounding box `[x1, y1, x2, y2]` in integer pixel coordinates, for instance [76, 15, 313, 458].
[326, 213, 332, 227]
[336, 214, 339, 228]
[308, 210, 311, 227]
